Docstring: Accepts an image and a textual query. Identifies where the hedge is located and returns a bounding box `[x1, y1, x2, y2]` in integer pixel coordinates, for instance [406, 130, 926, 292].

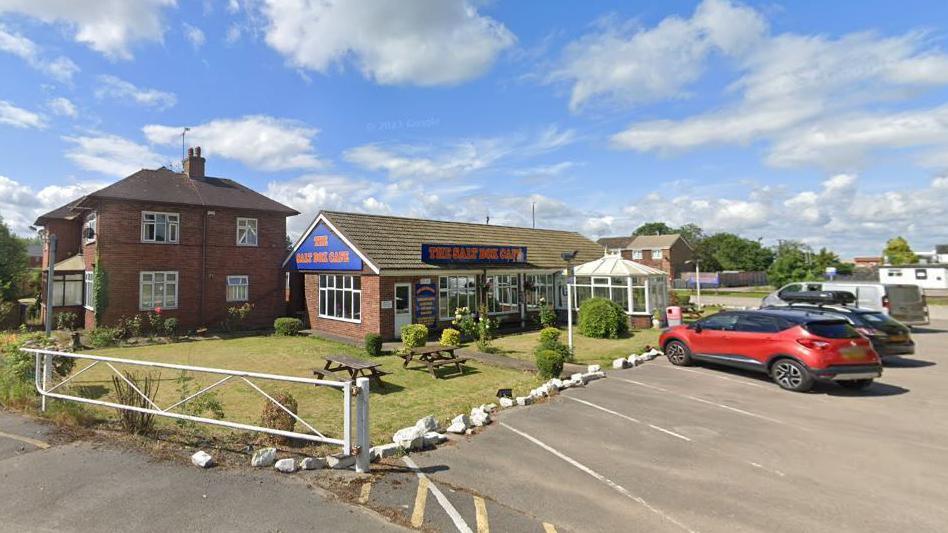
[578, 298, 629, 339]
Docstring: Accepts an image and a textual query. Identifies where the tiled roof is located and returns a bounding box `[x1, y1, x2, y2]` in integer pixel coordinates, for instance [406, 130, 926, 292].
[35, 198, 85, 224]
[597, 236, 633, 249]
[36, 167, 298, 224]
[322, 211, 605, 271]
[627, 233, 687, 250]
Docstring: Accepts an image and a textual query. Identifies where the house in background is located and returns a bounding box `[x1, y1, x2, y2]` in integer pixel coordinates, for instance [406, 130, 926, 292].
[34, 147, 299, 330]
[596, 233, 694, 282]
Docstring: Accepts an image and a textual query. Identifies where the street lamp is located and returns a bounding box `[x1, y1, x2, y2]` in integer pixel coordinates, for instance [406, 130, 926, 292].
[685, 259, 701, 310]
[561, 251, 578, 351]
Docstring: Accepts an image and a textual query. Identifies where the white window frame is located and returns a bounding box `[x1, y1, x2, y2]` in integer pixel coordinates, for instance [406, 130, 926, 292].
[141, 211, 180, 244]
[236, 217, 258, 247]
[571, 275, 651, 315]
[84, 271, 95, 310]
[226, 275, 249, 302]
[632, 250, 643, 260]
[139, 271, 179, 310]
[83, 212, 97, 244]
[525, 273, 555, 309]
[318, 274, 361, 323]
[651, 249, 663, 260]
[438, 275, 478, 320]
[486, 274, 520, 315]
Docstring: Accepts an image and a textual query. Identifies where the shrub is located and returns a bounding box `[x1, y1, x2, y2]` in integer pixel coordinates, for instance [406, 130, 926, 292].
[274, 317, 303, 337]
[439, 328, 461, 347]
[225, 303, 255, 332]
[163, 317, 179, 338]
[364, 333, 383, 356]
[89, 327, 121, 348]
[400, 324, 428, 349]
[56, 312, 78, 331]
[578, 298, 629, 339]
[147, 311, 164, 337]
[174, 371, 224, 433]
[538, 300, 558, 328]
[535, 348, 566, 379]
[538, 327, 561, 348]
[0, 301, 15, 327]
[260, 390, 298, 445]
[474, 304, 497, 352]
[452, 307, 477, 339]
[111, 370, 160, 435]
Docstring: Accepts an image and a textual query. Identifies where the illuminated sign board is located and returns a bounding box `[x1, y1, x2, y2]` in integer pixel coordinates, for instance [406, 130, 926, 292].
[421, 244, 527, 265]
[288, 222, 363, 271]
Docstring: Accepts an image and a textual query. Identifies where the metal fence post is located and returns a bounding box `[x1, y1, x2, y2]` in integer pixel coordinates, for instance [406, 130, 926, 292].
[42, 352, 52, 412]
[355, 377, 370, 473]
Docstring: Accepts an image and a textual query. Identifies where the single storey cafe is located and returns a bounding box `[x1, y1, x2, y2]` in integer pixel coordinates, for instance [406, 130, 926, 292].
[284, 211, 668, 341]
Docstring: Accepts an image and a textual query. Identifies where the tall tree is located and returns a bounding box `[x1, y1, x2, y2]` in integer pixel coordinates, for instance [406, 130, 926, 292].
[0, 216, 28, 301]
[632, 221, 676, 236]
[699, 233, 774, 272]
[767, 241, 817, 287]
[882, 236, 917, 265]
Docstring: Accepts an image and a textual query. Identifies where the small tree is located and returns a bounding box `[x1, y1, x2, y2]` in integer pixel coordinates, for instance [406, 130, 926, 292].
[0, 217, 28, 301]
[883, 237, 917, 266]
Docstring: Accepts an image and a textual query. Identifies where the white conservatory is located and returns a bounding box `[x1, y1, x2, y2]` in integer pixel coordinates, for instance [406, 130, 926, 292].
[570, 254, 669, 327]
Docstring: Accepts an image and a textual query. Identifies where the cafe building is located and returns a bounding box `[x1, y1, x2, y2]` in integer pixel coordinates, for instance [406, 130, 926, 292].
[283, 211, 610, 341]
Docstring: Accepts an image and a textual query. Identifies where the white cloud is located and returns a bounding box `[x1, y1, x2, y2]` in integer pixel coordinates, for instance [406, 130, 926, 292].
[261, 0, 515, 86]
[182, 23, 205, 49]
[0, 100, 45, 128]
[64, 134, 167, 177]
[0, 175, 105, 235]
[144, 115, 323, 171]
[0, 0, 176, 59]
[266, 174, 388, 235]
[95, 75, 177, 110]
[47, 97, 77, 118]
[0, 24, 79, 81]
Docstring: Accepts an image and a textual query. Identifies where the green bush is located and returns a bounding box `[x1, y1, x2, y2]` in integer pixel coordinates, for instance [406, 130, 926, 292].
[440, 328, 461, 347]
[538, 301, 557, 328]
[400, 324, 428, 349]
[163, 317, 179, 338]
[538, 327, 561, 348]
[56, 312, 78, 331]
[578, 298, 629, 339]
[535, 348, 566, 379]
[364, 333, 383, 356]
[274, 317, 303, 336]
[89, 327, 121, 348]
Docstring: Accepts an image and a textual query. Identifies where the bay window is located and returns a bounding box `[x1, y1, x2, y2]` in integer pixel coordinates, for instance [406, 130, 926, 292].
[319, 274, 361, 321]
[570, 275, 650, 314]
[140, 271, 178, 310]
[438, 275, 477, 319]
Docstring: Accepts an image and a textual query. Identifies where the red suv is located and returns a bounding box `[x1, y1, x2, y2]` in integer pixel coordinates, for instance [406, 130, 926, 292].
[659, 309, 883, 392]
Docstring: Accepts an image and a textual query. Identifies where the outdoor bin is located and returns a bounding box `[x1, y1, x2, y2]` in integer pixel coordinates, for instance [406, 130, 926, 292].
[666, 306, 682, 327]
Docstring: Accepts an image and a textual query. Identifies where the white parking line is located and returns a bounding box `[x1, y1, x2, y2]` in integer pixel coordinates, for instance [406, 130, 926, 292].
[647, 364, 771, 390]
[500, 422, 698, 533]
[403, 456, 474, 533]
[617, 378, 788, 426]
[565, 396, 692, 442]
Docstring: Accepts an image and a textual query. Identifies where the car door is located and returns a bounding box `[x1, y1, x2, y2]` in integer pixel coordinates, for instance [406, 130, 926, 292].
[728, 314, 784, 368]
[690, 313, 739, 356]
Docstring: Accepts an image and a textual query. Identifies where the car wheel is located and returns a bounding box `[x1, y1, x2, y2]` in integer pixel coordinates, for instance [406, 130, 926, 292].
[838, 379, 873, 390]
[664, 340, 693, 366]
[770, 358, 814, 392]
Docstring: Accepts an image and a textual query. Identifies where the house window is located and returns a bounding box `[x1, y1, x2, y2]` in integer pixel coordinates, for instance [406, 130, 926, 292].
[84, 271, 94, 309]
[141, 212, 179, 243]
[83, 212, 97, 243]
[140, 271, 178, 310]
[916, 269, 928, 280]
[632, 250, 643, 260]
[486, 275, 519, 314]
[525, 274, 555, 309]
[439, 276, 477, 319]
[571, 276, 649, 314]
[51, 273, 83, 307]
[227, 275, 249, 302]
[237, 217, 258, 246]
[651, 249, 663, 260]
[319, 274, 361, 322]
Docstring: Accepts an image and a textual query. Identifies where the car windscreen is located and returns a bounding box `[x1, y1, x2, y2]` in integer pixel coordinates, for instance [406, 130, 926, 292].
[804, 320, 860, 339]
[857, 312, 906, 329]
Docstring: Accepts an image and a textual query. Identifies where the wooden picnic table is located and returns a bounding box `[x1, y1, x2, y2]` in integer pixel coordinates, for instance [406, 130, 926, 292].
[397, 345, 468, 379]
[314, 354, 390, 388]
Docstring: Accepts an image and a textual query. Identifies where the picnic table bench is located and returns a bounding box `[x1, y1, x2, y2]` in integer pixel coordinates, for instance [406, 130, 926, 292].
[314, 354, 390, 388]
[397, 345, 468, 379]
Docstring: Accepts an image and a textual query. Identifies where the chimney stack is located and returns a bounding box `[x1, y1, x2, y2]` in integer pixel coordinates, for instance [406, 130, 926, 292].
[184, 145, 205, 179]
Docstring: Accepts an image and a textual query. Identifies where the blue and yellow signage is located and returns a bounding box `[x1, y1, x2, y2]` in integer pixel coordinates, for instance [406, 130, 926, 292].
[288, 222, 363, 271]
[414, 282, 437, 327]
[421, 244, 527, 265]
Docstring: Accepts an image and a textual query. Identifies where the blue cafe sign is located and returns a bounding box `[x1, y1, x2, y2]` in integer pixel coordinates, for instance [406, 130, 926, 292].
[288, 222, 362, 271]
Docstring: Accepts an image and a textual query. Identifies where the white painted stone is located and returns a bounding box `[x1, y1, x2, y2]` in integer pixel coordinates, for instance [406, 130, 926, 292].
[587, 364, 601, 373]
[626, 354, 638, 365]
[470, 409, 491, 427]
[393, 426, 426, 449]
[549, 378, 564, 389]
[583, 371, 606, 382]
[299, 457, 326, 470]
[415, 415, 439, 432]
[453, 414, 471, 428]
[485, 403, 497, 412]
[612, 358, 627, 369]
[191, 450, 214, 468]
[274, 458, 297, 473]
[327, 454, 357, 470]
[446, 421, 467, 434]
[251, 447, 277, 467]
[424, 431, 448, 446]
[465, 428, 475, 435]
[570, 373, 586, 384]
[499, 397, 515, 408]
[635, 355, 650, 365]
[370, 444, 400, 462]
[516, 396, 533, 406]
[559, 380, 572, 389]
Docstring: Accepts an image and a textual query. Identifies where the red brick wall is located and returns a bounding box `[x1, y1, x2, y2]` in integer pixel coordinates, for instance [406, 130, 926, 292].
[620, 241, 693, 282]
[303, 271, 381, 340]
[42, 219, 81, 270]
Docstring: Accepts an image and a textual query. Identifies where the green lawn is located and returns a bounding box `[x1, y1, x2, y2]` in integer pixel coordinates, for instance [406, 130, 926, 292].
[63, 335, 540, 446]
[491, 327, 662, 367]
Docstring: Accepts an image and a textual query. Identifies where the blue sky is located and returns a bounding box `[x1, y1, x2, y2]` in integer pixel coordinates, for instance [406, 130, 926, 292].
[1, 0, 948, 258]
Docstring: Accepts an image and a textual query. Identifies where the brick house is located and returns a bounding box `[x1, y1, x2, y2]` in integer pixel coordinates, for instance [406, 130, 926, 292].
[34, 147, 298, 331]
[597, 234, 694, 281]
[284, 211, 604, 341]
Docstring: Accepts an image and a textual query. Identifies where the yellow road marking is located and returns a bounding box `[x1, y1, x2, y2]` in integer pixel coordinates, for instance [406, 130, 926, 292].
[474, 496, 489, 533]
[359, 482, 372, 504]
[411, 476, 430, 528]
[543, 523, 558, 533]
[0, 430, 50, 450]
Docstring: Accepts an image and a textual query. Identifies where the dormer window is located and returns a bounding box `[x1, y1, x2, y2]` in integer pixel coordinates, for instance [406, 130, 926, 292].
[142, 212, 179, 243]
[237, 217, 258, 246]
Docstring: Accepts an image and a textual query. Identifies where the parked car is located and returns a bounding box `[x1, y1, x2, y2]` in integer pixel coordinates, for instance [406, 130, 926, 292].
[762, 281, 929, 326]
[762, 291, 915, 359]
[659, 309, 883, 392]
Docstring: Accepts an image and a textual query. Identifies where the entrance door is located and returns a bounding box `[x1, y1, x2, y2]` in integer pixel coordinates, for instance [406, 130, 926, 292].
[394, 283, 412, 334]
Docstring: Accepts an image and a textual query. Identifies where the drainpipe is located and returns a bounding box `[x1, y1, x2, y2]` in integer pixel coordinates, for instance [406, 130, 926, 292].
[45, 235, 57, 336]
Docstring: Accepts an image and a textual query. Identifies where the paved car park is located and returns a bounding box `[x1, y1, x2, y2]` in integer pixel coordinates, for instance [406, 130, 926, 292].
[407, 322, 948, 532]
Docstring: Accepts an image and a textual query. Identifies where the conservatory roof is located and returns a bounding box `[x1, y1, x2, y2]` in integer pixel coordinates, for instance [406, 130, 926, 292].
[573, 254, 667, 277]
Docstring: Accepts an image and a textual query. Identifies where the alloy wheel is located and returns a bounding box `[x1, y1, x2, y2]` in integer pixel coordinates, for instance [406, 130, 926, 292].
[774, 361, 803, 389]
[667, 343, 687, 365]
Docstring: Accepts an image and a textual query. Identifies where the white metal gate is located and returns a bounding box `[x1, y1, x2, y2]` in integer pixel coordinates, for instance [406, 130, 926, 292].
[23, 348, 371, 472]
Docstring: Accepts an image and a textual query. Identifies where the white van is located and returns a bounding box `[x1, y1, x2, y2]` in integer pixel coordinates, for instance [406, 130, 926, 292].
[762, 282, 929, 325]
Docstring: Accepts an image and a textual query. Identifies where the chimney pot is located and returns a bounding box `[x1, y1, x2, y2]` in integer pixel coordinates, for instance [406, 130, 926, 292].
[195, 146, 201, 157]
[183, 145, 205, 179]
[187, 147, 194, 157]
